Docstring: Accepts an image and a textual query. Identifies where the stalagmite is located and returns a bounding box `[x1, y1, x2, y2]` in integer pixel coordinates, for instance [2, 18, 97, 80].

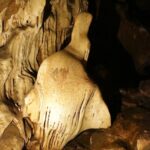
[23, 12, 111, 150]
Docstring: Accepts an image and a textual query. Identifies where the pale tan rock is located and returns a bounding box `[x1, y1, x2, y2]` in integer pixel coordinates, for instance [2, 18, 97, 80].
[0, 1, 100, 150]
[0, 0, 88, 107]
[23, 12, 111, 150]
[0, 56, 12, 100]
[0, 0, 47, 106]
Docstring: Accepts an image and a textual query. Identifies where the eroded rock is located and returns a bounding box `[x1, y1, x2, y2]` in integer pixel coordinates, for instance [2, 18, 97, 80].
[23, 12, 111, 150]
[0, 0, 88, 106]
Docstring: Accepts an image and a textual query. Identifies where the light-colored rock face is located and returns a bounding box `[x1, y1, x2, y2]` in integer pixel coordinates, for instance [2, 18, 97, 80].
[23, 13, 111, 150]
[0, 0, 88, 107]
[0, 1, 111, 149]
[0, 0, 47, 106]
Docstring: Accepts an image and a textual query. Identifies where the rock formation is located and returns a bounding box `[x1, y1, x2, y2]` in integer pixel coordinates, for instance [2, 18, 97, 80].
[0, 0, 88, 107]
[0, 1, 111, 149]
[23, 12, 111, 150]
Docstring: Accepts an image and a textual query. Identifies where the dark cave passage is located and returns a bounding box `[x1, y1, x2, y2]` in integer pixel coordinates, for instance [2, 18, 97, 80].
[86, 0, 142, 121]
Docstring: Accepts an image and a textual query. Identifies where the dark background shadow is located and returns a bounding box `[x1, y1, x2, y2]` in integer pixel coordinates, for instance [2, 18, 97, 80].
[86, 0, 140, 121]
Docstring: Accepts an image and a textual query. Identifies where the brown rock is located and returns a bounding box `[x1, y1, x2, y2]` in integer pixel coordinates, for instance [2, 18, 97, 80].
[120, 80, 150, 110]
[0, 121, 24, 150]
[139, 80, 150, 97]
[64, 107, 150, 150]
[118, 17, 150, 75]
[136, 130, 150, 150]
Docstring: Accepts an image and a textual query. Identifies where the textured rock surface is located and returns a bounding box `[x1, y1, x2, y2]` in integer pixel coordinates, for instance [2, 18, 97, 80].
[0, 0, 88, 106]
[0, 0, 89, 149]
[23, 12, 111, 150]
